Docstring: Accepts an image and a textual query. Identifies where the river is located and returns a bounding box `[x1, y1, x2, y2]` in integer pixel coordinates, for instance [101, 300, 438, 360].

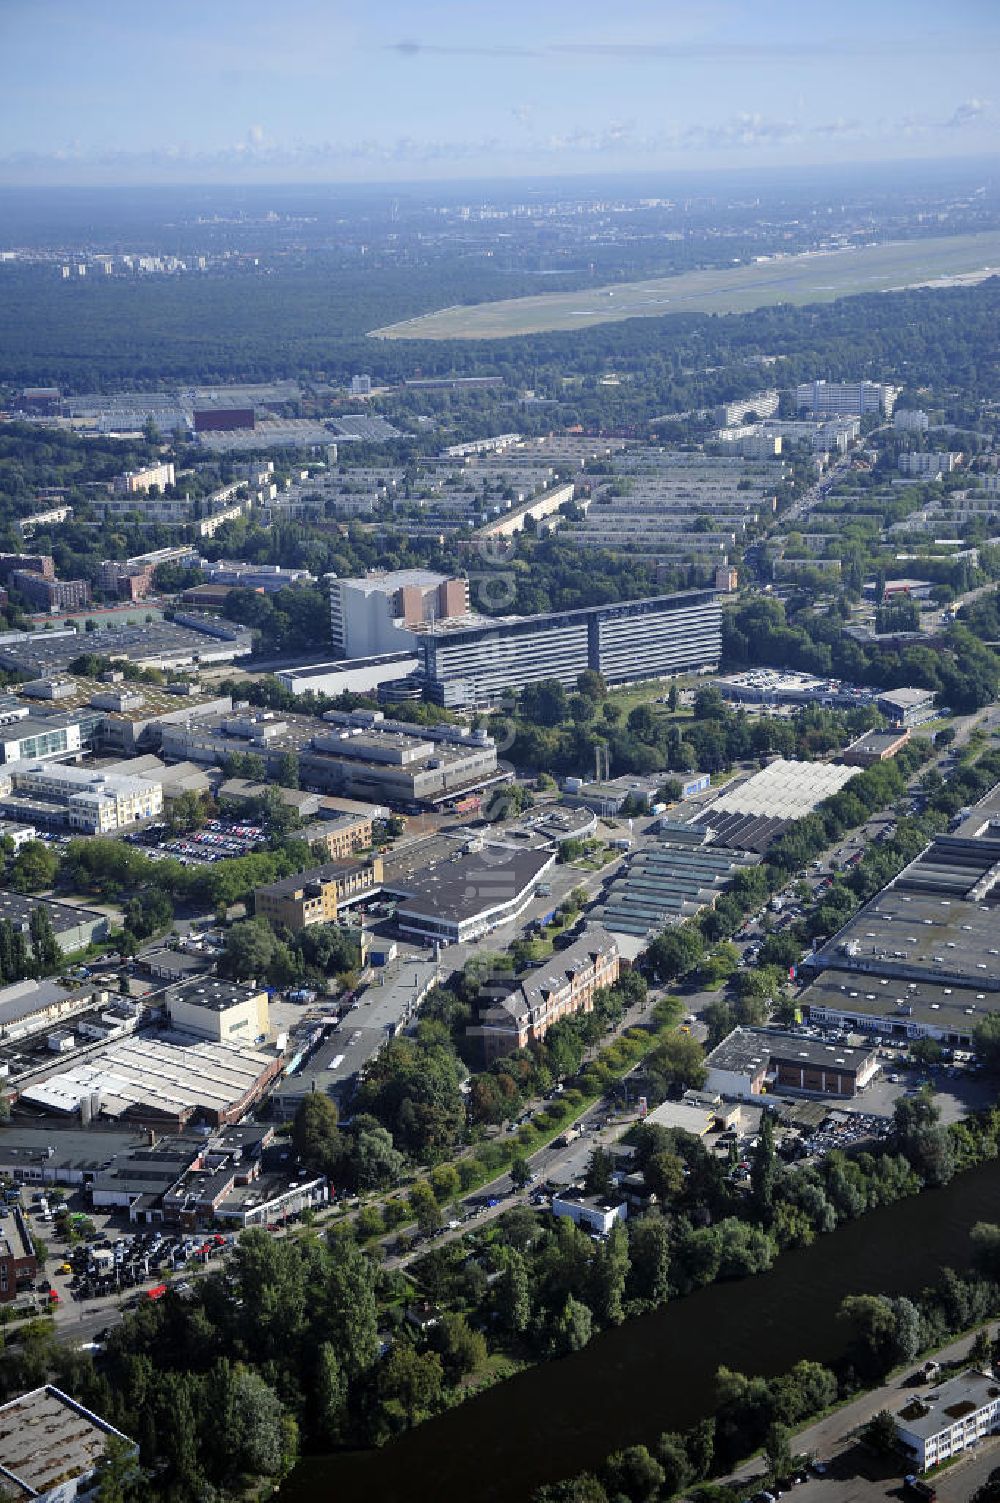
[279, 1158, 1000, 1503]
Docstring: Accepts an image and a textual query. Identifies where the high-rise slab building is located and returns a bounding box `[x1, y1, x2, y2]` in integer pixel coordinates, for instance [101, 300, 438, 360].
[795, 380, 898, 418]
[418, 589, 721, 708]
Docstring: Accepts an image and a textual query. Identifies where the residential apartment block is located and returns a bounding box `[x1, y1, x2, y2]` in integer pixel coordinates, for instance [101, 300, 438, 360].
[0, 553, 55, 584]
[10, 571, 90, 612]
[898, 451, 960, 478]
[795, 380, 898, 417]
[715, 389, 780, 426]
[468, 925, 620, 1062]
[111, 461, 176, 494]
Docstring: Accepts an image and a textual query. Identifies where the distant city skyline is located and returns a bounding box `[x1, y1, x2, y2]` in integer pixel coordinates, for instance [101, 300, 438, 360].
[0, 0, 997, 186]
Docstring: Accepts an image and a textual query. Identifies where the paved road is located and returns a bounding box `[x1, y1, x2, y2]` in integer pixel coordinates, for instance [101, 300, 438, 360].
[923, 580, 997, 636]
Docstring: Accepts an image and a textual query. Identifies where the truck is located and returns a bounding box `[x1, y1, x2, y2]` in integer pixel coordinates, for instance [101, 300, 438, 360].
[556, 1126, 582, 1147]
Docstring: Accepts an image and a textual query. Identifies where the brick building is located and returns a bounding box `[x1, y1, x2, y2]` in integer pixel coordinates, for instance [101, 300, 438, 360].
[0, 1207, 36, 1302]
[11, 572, 90, 612]
[96, 559, 155, 601]
[0, 554, 55, 584]
[468, 926, 620, 1062]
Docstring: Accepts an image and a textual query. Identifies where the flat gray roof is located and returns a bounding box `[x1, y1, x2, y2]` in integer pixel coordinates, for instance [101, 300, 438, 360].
[896, 1370, 1000, 1439]
[0, 1386, 133, 1496]
[706, 1026, 876, 1076]
[800, 969, 998, 1036]
[393, 845, 553, 924]
[0, 889, 105, 938]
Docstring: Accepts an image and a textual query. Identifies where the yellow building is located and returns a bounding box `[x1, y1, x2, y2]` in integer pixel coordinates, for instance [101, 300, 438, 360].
[167, 978, 269, 1044]
[254, 856, 382, 933]
[299, 813, 373, 861]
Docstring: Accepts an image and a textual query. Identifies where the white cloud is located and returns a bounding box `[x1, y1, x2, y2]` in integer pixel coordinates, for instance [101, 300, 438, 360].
[0, 97, 992, 180]
[942, 97, 990, 129]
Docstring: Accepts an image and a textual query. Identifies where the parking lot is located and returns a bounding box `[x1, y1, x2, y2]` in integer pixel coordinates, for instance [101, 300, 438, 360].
[14, 1190, 234, 1317]
[125, 818, 268, 866]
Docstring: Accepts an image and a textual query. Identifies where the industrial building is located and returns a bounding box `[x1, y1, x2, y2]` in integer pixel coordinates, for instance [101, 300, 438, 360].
[166, 977, 269, 1044]
[704, 758, 861, 820]
[299, 810, 374, 860]
[0, 1387, 136, 1502]
[468, 925, 620, 1061]
[876, 687, 938, 728]
[160, 707, 501, 808]
[418, 589, 722, 709]
[11, 676, 233, 758]
[255, 856, 382, 932]
[276, 651, 420, 699]
[842, 728, 911, 767]
[0, 1125, 152, 1188]
[0, 619, 252, 678]
[271, 956, 440, 1118]
[799, 787, 1000, 1044]
[329, 569, 470, 656]
[704, 1027, 879, 1100]
[20, 1032, 283, 1130]
[599, 825, 758, 940]
[0, 711, 83, 767]
[0, 977, 98, 1043]
[562, 773, 708, 817]
[0, 890, 108, 954]
[796, 971, 995, 1050]
[391, 844, 556, 946]
[718, 669, 876, 710]
[8, 762, 163, 833]
[551, 1189, 628, 1236]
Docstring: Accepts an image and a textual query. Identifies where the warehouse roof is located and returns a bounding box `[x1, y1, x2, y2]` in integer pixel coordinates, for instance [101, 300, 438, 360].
[168, 977, 265, 1015]
[0, 1386, 134, 1498]
[20, 1031, 276, 1120]
[0, 889, 106, 939]
[393, 846, 554, 924]
[709, 758, 860, 819]
[799, 970, 1000, 1035]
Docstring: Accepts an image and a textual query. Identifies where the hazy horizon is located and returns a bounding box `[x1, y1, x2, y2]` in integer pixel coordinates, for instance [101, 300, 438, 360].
[1, 0, 997, 187]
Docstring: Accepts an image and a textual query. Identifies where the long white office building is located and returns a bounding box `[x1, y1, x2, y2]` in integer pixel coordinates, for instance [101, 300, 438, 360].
[418, 589, 721, 708]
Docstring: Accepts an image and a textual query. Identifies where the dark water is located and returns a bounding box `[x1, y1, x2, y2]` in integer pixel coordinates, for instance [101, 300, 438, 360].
[280, 1159, 1000, 1503]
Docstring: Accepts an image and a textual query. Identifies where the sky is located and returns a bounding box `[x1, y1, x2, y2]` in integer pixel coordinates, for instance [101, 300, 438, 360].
[0, 0, 998, 186]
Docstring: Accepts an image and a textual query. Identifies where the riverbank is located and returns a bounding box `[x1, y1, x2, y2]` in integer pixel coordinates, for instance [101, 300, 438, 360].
[277, 1157, 1000, 1503]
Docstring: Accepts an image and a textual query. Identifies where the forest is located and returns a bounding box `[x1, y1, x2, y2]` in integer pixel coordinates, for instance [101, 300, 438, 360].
[0, 260, 997, 419]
